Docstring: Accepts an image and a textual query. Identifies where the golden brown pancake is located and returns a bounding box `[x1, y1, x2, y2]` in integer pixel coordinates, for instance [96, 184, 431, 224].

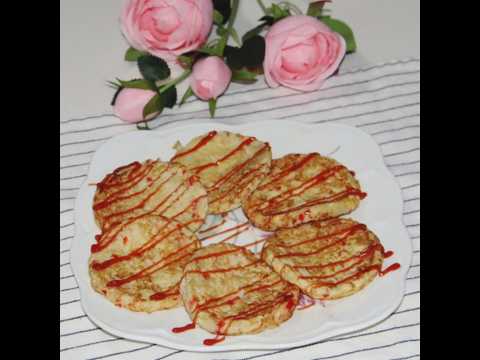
[93, 159, 208, 232]
[89, 215, 200, 312]
[179, 243, 299, 341]
[242, 153, 365, 231]
[261, 218, 386, 300]
[170, 131, 272, 214]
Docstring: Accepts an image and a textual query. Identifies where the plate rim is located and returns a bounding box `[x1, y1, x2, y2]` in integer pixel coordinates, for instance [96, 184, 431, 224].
[69, 118, 413, 352]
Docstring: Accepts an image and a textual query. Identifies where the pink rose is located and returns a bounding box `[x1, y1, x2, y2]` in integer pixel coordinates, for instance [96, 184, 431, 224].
[191, 56, 232, 101]
[120, 0, 213, 61]
[263, 15, 346, 92]
[113, 88, 158, 123]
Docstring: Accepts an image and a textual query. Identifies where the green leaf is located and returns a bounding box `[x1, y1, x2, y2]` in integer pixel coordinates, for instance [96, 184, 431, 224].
[270, 3, 289, 20]
[216, 25, 228, 37]
[231, 69, 257, 83]
[239, 35, 265, 67]
[162, 86, 177, 108]
[229, 27, 241, 46]
[213, 9, 224, 25]
[197, 45, 222, 56]
[306, 1, 325, 17]
[179, 87, 194, 106]
[224, 46, 243, 70]
[178, 55, 193, 68]
[143, 93, 164, 119]
[137, 55, 171, 82]
[208, 98, 217, 118]
[124, 47, 146, 61]
[213, 0, 231, 24]
[242, 22, 268, 43]
[320, 17, 356, 53]
[116, 78, 156, 91]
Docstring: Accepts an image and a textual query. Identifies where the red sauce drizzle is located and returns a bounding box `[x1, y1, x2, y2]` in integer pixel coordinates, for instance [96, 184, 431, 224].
[171, 131, 218, 161]
[150, 288, 179, 301]
[192, 137, 255, 174]
[203, 335, 226, 346]
[380, 263, 401, 276]
[97, 161, 142, 191]
[198, 215, 227, 234]
[383, 250, 394, 259]
[172, 322, 196, 333]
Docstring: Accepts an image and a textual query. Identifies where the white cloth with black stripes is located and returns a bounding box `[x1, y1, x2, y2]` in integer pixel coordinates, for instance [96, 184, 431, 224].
[60, 58, 420, 360]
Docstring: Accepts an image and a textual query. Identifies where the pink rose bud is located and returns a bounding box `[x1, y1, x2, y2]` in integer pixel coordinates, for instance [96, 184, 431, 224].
[120, 0, 214, 61]
[113, 88, 158, 123]
[263, 15, 346, 92]
[191, 56, 232, 101]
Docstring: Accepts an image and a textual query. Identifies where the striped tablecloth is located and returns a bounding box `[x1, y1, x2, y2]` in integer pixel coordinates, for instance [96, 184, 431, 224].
[60, 58, 420, 360]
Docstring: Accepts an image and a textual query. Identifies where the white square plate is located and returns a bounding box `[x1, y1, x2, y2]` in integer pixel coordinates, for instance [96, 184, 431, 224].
[70, 119, 412, 352]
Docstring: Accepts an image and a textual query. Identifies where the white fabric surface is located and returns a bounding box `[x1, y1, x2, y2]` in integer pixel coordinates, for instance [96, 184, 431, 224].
[60, 58, 420, 360]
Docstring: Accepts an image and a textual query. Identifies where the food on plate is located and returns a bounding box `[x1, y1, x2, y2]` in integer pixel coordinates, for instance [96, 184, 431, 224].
[93, 159, 208, 232]
[178, 243, 300, 344]
[89, 215, 201, 312]
[261, 218, 398, 300]
[242, 153, 365, 231]
[170, 131, 272, 214]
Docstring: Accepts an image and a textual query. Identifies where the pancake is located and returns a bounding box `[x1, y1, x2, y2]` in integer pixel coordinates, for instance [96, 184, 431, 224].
[170, 131, 272, 214]
[93, 159, 208, 232]
[179, 243, 299, 341]
[261, 218, 386, 300]
[242, 153, 365, 231]
[89, 215, 200, 312]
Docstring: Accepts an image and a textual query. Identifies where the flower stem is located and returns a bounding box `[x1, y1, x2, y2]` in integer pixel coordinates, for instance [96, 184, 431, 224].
[159, 69, 192, 94]
[217, 0, 240, 56]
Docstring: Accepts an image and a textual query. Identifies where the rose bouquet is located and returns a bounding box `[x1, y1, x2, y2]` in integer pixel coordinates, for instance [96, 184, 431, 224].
[109, 0, 356, 129]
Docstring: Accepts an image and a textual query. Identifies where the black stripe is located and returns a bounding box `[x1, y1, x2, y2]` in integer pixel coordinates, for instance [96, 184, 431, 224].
[406, 223, 420, 228]
[396, 171, 420, 177]
[60, 208, 73, 214]
[60, 262, 70, 268]
[60, 286, 78, 292]
[60, 187, 80, 191]
[411, 235, 420, 239]
[394, 306, 420, 315]
[60, 197, 76, 201]
[370, 124, 420, 136]
[285, 93, 419, 122]
[60, 136, 110, 148]
[60, 314, 87, 323]
[60, 162, 90, 170]
[60, 235, 73, 242]
[384, 147, 420, 158]
[390, 354, 420, 360]
[406, 275, 420, 280]
[403, 209, 419, 215]
[60, 298, 80, 306]
[60, 174, 86, 181]
[61, 113, 116, 124]
[85, 344, 155, 360]
[358, 113, 420, 128]
[154, 350, 183, 360]
[60, 59, 419, 126]
[60, 274, 74, 280]
[60, 149, 96, 159]
[405, 290, 420, 297]
[389, 160, 420, 168]
[60, 222, 74, 229]
[60, 327, 99, 337]
[60, 249, 70, 255]
[60, 338, 120, 352]
[60, 122, 129, 136]
[413, 250, 420, 254]
[404, 196, 420, 203]
[378, 136, 420, 146]
[401, 183, 420, 190]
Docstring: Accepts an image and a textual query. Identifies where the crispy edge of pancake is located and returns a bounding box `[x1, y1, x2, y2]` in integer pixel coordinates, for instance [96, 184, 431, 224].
[171, 131, 272, 215]
[93, 160, 208, 233]
[89, 215, 200, 312]
[179, 243, 299, 335]
[261, 219, 384, 300]
[242, 153, 363, 231]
